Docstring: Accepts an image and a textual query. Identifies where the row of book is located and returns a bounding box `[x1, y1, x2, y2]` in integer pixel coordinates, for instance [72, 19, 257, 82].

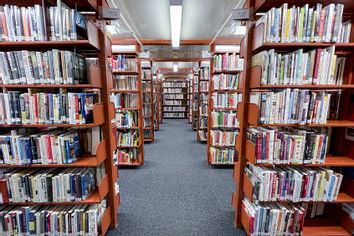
[250, 90, 338, 125]
[211, 111, 240, 129]
[164, 107, 186, 112]
[200, 67, 210, 81]
[0, 129, 100, 165]
[199, 104, 207, 116]
[246, 127, 328, 165]
[252, 46, 346, 85]
[164, 101, 184, 106]
[199, 117, 208, 129]
[142, 70, 151, 80]
[143, 93, 152, 103]
[163, 82, 186, 88]
[113, 75, 138, 91]
[213, 53, 244, 71]
[212, 74, 239, 91]
[144, 130, 153, 139]
[245, 164, 343, 202]
[163, 88, 183, 93]
[211, 92, 242, 109]
[164, 113, 185, 118]
[110, 56, 137, 72]
[257, 3, 352, 43]
[0, 2, 86, 42]
[209, 147, 235, 164]
[115, 149, 140, 165]
[115, 111, 138, 128]
[243, 197, 306, 235]
[164, 94, 185, 99]
[2, 168, 97, 203]
[198, 131, 207, 141]
[111, 93, 138, 109]
[143, 118, 152, 127]
[0, 92, 97, 125]
[0, 50, 87, 85]
[210, 130, 238, 146]
[142, 82, 152, 92]
[0, 200, 107, 235]
[116, 130, 139, 147]
[199, 81, 209, 92]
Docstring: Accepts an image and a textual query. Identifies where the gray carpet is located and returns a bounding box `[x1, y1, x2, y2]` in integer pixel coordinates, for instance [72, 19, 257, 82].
[107, 119, 245, 236]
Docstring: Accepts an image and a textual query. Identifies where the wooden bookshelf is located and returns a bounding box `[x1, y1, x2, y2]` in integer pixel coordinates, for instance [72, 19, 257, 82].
[191, 73, 199, 129]
[207, 44, 242, 166]
[197, 62, 210, 143]
[111, 44, 145, 166]
[163, 80, 188, 119]
[153, 74, 163, 131]
[142, 59, 155, 142]
[0, 1, 119, 233]
[234, 1, 354, 235]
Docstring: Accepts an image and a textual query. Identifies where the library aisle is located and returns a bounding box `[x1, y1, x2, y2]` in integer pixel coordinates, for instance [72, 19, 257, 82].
[108, 119, 245, 235]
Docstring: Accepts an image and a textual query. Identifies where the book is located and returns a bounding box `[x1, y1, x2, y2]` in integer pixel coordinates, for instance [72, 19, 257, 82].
[0, 50, 88, 85]
[213, 53, 243, 71]
[246, 127, 328, 164]
[209, 147, 235, 164]
[110, 55, 137, 72]
[250, 90, 336, 125]
[116, 130, 140, 147]
[245, 163, 343, 202]
[212, 92, 242, 109]
[252, 46, 346, 85]
[212, 74, 239, 90]
[210, 130, 238, 147]
[110, 93, 138, 109]
[0, 92, 98, 125]
[114, 148, 140, 165]
[256, 3, 351, 43]
[0, 200, 107, 235]
[113, 75, 138, 90]
[115, 110, 138, 128]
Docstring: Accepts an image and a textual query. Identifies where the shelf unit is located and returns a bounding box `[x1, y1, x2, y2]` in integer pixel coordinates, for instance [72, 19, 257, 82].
[142, 59, 155, 142]
[187, 78, 193, 123]
[0, 0, 119, 234]
[191, 73, 199, 129]
[111, 43, 144, 166]
[233, 1, 354, 235]
[207, 44, 243, 166]
[163, 80, 188, 119]
[153, 73, 163, 131]
[197, 61, 210, 143]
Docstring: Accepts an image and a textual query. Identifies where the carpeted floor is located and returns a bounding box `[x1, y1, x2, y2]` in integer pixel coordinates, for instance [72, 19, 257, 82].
[107, 119, 245, 236]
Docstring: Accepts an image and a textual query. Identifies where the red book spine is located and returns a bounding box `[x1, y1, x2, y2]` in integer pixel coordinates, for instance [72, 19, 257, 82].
[256, 133, 262, 163]
[312, 49, 322, 84]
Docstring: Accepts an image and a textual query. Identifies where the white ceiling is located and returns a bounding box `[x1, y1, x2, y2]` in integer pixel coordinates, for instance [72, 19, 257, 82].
[110, 0, 244, 40]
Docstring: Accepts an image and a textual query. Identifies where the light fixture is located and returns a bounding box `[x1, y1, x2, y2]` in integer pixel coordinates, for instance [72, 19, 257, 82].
[173, 63, 178, 72]
[170, 0, 182, 48]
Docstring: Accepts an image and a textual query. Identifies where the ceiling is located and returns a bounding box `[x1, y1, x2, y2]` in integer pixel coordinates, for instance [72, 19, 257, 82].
[108, 0, 245, 77]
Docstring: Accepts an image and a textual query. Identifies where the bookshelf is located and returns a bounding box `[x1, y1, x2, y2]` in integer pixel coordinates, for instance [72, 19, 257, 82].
[110, 43, 144, 166]
[233, 1, 354, 235]
[142, 59, 154, 142]
[153, 74, 163, 131]
[197, 61, 210, 143]
[191, 73, 199, 129]
[207, 44, 243, 165]
[0, 0, 119, 234]
[163, 80, 188, 119]
[187, 78, 193, 123]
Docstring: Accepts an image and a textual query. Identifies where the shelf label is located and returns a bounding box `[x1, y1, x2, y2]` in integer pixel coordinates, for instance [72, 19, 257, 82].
[232, 8, 253, 20]
[98, 7, 120, 20]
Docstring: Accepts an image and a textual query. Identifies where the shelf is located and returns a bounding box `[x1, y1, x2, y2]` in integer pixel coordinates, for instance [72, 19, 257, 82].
[0, 140, 107, 168]
[112, 71, 139, 75]
[99, 207, 112, 236]
[0, 103, 105, 128]
[116, 107, 141, 111]
[247, 103, 354, 127]
[118, 162, 141, 166]
[253, 23, 354, 52]
[213, 70, 242, 74]
[111, 90, 140, 93]
[254, 0, 354, 14]
[249, 66, 354, 89]
[117, 145, 141, 149]
[3, 174, 109, 205]
[211, 107, 238, 111]
[116, 126, 140, 130]
[0, 22, 99, 50]
[245, 139, 354, 166]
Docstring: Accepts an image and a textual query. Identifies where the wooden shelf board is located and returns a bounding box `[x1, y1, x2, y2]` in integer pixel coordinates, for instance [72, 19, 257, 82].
[0, 84, 102, 89]
[111, 90, 140, 93]
[0, 40, 98, 50]
[254, 42, 354, 52]
[112, 71, 139, 75]
[303, 218, 352, 236]
[117, 145, 141, 149]
[116, 107, 140, 111]
[211, 108, 238, 111]
[256, 156, 354, 167]
[116, 126, 140, 130]
[213, 70, 242, 74]
[0, 123, 102, 128]
[6, 190, 102, 205]
[211, 89, 242, 93]
[112, 51, 139, 56]
[255, 120, 354, 127]
[250, 84, 354, 89]
[210, 162, 235, 166]
[0, 155, 104, 168]
[118, 162, 141, 166]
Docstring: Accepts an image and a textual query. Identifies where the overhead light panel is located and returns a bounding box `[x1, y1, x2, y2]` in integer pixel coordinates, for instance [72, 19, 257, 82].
[173, 63, 178, 72]
[170, 0, 182, 48]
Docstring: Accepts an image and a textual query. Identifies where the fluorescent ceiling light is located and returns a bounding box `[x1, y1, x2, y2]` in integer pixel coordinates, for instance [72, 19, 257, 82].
[173, 63, 178, 72]
[170, 0, 182, 48]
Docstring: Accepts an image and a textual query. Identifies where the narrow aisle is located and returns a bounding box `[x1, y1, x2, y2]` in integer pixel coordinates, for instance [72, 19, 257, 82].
[108, 119, 245, 235]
